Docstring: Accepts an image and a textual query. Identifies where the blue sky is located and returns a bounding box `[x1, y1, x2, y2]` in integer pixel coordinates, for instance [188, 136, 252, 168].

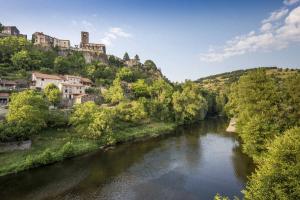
[1, 0, 300, 81]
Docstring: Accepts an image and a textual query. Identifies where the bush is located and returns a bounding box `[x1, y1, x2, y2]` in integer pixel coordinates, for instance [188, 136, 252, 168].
[60, 142, 75, 158]
[47, 110, 69, 128]
[115, 101, 147, 123]
[131, 79, 150, 98]
[244, 127, 300, 200]
[103, 79, 125, 104]
[172, 81, 208, 124]
[116, 67, 135, 82]
[69, 102, 114, 139]
[6, 90, 48, 137]
[25, 148, 55, 167]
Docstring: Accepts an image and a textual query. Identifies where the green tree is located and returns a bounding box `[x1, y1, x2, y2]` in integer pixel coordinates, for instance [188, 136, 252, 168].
[0, 22, 3, 32]
[54, 56, 70, 74]
[144, 60, 157, 70]
[0, 36, 32, 63]
[244, 127, 300, 200]
[134, 54, 140, 61]
[282, 74, 300, 127]
[215, 92, 228, 116]
[44, 83, 61, 106]
[6, 90, 48, 137]
[108, 55, 124, 67]
[146, 78, 174, 121]
[123, 52, 130, 61]
[103, 79, 125, 104]
[69, 102, 113, 139]
[225, 69, 298, 160]
[115, 101, 147, 123]
[68, 52, 86, 73]
[172, 81, 208, 124]
[131, 79, 150, 98]
[11, 50, 32, 70]
[116, 67, 135, 82]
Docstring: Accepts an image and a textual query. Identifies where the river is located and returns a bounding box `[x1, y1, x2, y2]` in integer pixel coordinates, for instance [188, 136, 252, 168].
[0, 118, 254, 200]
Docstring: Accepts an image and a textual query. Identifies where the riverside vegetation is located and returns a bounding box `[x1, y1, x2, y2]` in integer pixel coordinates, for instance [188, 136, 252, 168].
[0, 35, 300, 200]
[0, 36, 213, 176]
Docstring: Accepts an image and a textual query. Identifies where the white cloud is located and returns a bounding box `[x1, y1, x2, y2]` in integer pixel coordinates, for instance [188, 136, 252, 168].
[200, 6, 300, 62]
[81, 20, 96, 32]
[101, 27, 131, 46]
[71, 20, 96, 32]
[284, 0, 299, 6]
[262, 8, 289, 23]
[260, 23, 273, 32]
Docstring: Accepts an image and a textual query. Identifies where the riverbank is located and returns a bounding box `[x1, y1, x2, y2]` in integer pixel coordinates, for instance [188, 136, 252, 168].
[0, 122, 177, 177]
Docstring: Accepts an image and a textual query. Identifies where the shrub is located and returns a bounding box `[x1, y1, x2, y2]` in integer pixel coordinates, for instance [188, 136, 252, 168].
[60, 142, 75, 158]
[244, 127, 300, 200]
[6, 90, 48, 137]
[115, 101, 147, 123]
[172, 81, 208, 124]
[47, 110, 69, 128]
[69, 102, 114, 139]
[25, 148, 54, 167]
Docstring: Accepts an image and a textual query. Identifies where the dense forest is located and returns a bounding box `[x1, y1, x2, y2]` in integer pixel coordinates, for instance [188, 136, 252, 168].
[216, 69, 300, 200]
[1, 35, 300, 200]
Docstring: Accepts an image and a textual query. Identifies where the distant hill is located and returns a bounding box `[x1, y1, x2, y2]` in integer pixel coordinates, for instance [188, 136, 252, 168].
[195, 67, 300, 92]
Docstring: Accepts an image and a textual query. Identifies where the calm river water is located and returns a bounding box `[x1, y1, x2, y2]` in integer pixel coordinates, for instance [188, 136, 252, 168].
[0, 118, 254, 200]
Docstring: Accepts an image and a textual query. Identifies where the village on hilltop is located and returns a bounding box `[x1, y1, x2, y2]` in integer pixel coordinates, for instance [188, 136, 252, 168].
[0, 24, 141, 109]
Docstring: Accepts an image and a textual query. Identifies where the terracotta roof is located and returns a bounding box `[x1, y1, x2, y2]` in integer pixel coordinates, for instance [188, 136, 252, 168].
[33, 72, 63, 80]
[81, 77, 92, 83]
[65, 75, 81, 78]
[60, 83, 84, 87]
[0, 93, 9, 97]
[32, 72, 92, 84]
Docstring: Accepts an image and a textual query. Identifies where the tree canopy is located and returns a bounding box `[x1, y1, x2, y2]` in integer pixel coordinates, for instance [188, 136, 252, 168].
[123, 52, 130, 61]
[172, 81, 208, 124]
[226, 69, 300, 160]
[44, 83, 61, 106]
[6, 90, 48, 137]
[244, 127, 300, 200]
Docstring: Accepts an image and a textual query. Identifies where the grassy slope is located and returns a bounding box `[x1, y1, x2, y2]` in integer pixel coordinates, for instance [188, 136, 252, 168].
[0, 122, 176, 177]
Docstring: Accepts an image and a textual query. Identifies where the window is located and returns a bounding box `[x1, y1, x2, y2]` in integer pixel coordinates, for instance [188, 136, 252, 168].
[41, 78, 44, 81]
[65, 89, 67, 93]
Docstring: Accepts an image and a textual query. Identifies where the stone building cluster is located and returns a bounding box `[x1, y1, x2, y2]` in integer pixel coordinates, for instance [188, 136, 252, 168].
[73, 31, 108, 63]
[32, 32, 70, 49]
[0, 26, 27, 39]
[1, 23, 108, 63]
[31, 31, 108, 63]
[31, 72, 94, 106]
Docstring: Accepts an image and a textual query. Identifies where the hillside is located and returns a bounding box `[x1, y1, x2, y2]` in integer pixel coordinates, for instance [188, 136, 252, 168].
[195, 67, 300, 92]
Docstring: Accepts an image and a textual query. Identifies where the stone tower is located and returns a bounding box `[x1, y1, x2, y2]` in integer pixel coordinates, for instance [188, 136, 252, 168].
[80, 31, 89, 47]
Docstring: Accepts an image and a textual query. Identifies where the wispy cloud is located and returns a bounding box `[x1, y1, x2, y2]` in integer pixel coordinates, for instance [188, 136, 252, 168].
[200, 5, 300, 62]
[101, 27, 131, 46]
[262, 8, 289, 23]
[284, 0, 299, 6]
[71, 20, 96, 32]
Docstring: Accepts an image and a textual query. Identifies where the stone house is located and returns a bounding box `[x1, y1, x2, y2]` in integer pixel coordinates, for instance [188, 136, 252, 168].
[31, 72, 92, 102]
[32, 32, 70, 49]
[72, 31, 107, 64]
[0, 80, 17, 90]
[0, 26, 27, 39]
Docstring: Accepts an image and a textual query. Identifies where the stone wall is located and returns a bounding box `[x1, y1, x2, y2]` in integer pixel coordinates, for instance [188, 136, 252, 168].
[81, 51, 108, 64]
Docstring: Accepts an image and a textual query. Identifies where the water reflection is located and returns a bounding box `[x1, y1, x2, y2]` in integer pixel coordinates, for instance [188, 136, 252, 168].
[0, 118, 254, 200]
